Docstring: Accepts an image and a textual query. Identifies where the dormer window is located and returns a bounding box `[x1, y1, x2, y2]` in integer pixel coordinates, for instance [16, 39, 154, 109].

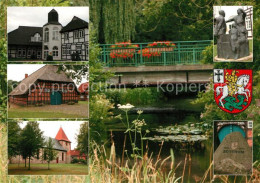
[44, 28, 49, 42]
[31, 33, 42, 42]
[53, 27, 59, 40]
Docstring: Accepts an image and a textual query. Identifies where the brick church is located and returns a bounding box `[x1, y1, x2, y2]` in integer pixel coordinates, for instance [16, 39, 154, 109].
[10, 127, 86, 164]
[8, 8, 89, 61]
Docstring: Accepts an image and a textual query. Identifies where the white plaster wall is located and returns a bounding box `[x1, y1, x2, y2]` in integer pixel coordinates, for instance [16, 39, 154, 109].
[42, 24, 62, 60]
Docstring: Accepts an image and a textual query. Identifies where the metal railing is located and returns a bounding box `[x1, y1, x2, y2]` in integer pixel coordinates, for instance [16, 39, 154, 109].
[100, 40, 212, 67]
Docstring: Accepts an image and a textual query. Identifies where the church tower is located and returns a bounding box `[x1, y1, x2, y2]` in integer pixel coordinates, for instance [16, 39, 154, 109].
[42, 9, 62, 60]
[55, 127, 71, 151]
[55, 127, 71, 163]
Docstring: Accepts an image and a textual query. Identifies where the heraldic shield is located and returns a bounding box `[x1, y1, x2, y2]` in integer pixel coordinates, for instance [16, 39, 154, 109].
[214, 69, 252, 114]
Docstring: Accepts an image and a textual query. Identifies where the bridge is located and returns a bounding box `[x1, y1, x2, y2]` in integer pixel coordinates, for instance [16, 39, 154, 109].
[100, 40, 213, 87]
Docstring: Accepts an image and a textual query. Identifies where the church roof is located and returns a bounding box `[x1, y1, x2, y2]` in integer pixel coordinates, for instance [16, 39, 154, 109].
[55, 127, 71, 143]
[43, 136, 67, 151]
[9, 65, 76, 96]
[60, 16, 88, 33]
[8, 26, 42, 46]
[78, 82, 89, 93]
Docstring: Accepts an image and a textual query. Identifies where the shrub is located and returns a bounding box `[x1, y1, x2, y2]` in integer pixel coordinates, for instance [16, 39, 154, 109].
[46, 55, 53, 61]
[79, 159, 87, 164]
[71, 158, 79, 164]
[68, 101, 75, 105]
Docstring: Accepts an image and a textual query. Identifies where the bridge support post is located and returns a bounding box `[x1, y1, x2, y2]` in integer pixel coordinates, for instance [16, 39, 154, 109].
[178, 43, 181, 64]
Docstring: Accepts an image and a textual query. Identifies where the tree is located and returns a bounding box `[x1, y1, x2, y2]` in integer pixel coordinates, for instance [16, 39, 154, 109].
[76, 122, 89, 157]
[19, 121, 44, 170]
[90, 0, 136, 43]
[43, 137, 58, 170]
[8, 122, 21, 163]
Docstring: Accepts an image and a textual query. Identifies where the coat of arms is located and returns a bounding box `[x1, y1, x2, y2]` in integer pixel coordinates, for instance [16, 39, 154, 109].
[214, 69, 252, 113]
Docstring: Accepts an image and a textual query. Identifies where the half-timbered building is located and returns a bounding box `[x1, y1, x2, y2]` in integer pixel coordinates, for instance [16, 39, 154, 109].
[8, 8, 89, 61]
[60, 16, 89, 61]
[9, 65, 79, 106]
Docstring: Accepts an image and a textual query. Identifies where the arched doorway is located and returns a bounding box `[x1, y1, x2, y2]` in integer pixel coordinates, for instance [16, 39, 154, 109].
[218, 125, 246, 143]
[50, 91, 62, 105]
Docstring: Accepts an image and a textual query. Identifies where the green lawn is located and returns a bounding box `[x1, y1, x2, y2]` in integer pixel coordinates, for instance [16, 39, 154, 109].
[9, 163, 88, 175]
[8, 101, 89, 118]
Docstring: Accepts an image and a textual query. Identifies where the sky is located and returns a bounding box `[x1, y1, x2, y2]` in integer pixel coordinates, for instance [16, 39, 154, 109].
[7, 64, 88, 87]
[213, 6, 252, 19]
[7, 7, 89, 33]
[17, 121, 87, 150]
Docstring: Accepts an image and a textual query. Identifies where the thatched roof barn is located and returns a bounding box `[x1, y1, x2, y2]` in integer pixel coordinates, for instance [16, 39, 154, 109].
[9, 65, 79, 106]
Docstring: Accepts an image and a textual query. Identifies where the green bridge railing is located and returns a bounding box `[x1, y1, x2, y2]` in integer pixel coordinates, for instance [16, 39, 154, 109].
[100, 40, 212, 67]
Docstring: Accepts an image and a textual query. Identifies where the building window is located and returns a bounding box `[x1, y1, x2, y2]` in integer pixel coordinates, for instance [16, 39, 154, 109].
[31, 33, 41, 42]
[79, 30, 84, 38]
[53, 46, 58, 57]
[44, 28, 49, 42]
[53, 27, 59, 40]
[44, 46, 49, 59]
[76, 45, 82, 54]
[65, 33, 69, 40]
[18, 49, 22, 57]
[74, 30, 79, 38]
[62, 152, 64, 161]
[28, 49, 31, 57]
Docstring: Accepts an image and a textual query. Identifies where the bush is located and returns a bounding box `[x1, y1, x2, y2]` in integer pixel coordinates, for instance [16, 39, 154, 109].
[46, 55, 53, 61]
[68, 101, 75, 105]
[105, 87, 163, 107]
[79, 159, 87, 164]
[30, 54, 37, 59]
[71, 158, 79, 164]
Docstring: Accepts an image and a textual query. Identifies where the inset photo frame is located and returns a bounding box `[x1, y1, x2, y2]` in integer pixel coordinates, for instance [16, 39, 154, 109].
[7, 7, 89, 62]
[213, 120, 253, 175]
[213, 6, 253, 62]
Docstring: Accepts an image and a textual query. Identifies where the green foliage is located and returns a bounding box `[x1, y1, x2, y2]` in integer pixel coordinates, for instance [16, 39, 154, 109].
[89, 94, 114, 144]
[90, 0, 136, 43]
[76, 122, 89, 156]
[201, 43, 214, 64]
[19, 121, 44, 170]
[43, 137, 58, 170]
[105, 87, 163, 107]
[135, 0, 213, 42]
[71, 158, 79, 164]
[8, 122, 21, 160]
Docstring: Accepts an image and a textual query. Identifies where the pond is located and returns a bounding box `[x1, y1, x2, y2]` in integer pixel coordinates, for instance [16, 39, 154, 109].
[104, 97, 213, 182]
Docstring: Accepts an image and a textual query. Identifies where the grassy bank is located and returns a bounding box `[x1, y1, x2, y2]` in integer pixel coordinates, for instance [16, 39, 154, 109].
[9, 163, 88, 175]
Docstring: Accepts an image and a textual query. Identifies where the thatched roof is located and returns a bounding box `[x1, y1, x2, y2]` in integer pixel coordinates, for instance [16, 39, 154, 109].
[9, 65, 75, 96]
[8, 26, 42, 46]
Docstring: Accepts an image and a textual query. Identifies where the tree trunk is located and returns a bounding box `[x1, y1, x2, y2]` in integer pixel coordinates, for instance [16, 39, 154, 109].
[28, 156, 31, 170]
[25, 158, 26, 167]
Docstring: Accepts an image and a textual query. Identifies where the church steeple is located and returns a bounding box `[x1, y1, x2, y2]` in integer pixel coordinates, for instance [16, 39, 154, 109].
[48, 9, 59, 24]
[55, 127, 71, 142]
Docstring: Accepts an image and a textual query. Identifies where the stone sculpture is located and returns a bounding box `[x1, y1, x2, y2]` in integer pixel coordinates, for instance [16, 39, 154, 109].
[214, 8, 250, 60]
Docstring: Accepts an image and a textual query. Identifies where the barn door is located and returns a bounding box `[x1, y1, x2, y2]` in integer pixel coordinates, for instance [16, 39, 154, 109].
[218, 125, 246, 143]
[50, 91, 62, 105]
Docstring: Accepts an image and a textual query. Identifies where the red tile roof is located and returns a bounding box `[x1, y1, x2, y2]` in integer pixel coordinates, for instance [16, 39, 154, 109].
[68, 150, 86, 157]
[55, 127, 71, 142]
[78, 82, 89, 93]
